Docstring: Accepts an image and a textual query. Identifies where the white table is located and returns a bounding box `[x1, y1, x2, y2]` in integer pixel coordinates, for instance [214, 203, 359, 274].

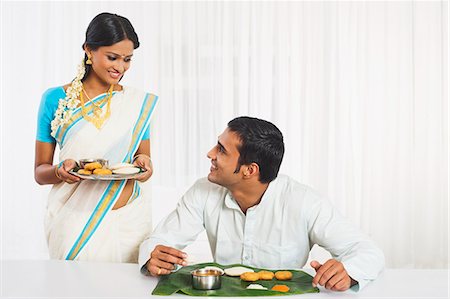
[1, 260, 448, 298]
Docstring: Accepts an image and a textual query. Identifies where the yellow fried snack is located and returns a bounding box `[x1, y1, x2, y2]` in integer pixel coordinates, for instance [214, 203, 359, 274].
[240, 272, 260, 282]
[271, 284, 290, 292]
[84, 162, 103, 171]
[93, 168, 112, 175]
[257, 270, 274, 280]
[274, 271, 293, 281]
[77, 169, 92, 175]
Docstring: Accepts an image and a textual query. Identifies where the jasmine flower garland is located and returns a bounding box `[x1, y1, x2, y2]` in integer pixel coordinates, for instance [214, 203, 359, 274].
[50, 60, 85, 138]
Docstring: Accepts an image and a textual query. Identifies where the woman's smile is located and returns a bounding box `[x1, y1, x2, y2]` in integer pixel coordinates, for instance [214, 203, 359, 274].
[109, 70, 122, 79]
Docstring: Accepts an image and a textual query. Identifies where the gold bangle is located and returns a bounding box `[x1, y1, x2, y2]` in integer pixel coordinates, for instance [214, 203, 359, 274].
[54, 165, 62, 181]
[133, 153, 151, 162]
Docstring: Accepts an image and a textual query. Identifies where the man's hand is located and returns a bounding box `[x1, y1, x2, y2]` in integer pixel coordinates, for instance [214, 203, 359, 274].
[147, 245, 188, 276]
[310, 259, 356, 291]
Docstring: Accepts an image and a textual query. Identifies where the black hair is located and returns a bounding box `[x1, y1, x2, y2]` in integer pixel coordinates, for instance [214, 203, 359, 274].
[227, 116, 285, 183]
[81, 12, 140, 81]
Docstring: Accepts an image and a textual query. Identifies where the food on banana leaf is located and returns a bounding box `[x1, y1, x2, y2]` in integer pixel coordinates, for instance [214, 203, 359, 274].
[275, 270, 293, 280]
[271, 284, 290, 292]
[224, 266, 254, 276]
[201, 266, 224, 275]
[240, 272, 260, 282]
[246, 284, 268, 290]
[151, 262, 320, 296]
[257, 270, 274, 280]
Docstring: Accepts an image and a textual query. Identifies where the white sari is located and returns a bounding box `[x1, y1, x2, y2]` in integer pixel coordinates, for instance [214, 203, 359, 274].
[45, 86, 158, 263]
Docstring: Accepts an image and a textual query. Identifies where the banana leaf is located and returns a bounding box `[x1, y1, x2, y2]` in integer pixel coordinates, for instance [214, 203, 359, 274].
[152, 262, 320, 296]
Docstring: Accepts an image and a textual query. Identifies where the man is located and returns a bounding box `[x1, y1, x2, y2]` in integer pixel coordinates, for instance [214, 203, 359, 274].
[139, 116, 384, 291]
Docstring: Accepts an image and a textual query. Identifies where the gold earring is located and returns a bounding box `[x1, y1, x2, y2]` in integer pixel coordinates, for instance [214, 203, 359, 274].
[86, 55, 92, 65]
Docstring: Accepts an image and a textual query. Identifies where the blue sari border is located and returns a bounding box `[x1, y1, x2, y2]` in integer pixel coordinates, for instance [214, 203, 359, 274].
[65, 180, 126, 260]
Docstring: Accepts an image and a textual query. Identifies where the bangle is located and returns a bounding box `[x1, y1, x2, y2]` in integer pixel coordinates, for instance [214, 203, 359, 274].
[54, 164, 62, 181]
[133, 154, 151, 162]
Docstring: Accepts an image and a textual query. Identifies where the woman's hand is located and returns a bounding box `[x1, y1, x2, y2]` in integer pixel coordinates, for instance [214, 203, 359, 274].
[133, 155, 153, 182]
[56, 159, 81, 184]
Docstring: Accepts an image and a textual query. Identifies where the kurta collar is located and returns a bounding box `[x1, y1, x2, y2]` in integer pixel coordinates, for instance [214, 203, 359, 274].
[224, 176, 279, 212]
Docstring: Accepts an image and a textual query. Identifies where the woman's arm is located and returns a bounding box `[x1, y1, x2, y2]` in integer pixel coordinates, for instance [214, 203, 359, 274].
[34, 141, 80, 185]
[133, 139, 153, 182]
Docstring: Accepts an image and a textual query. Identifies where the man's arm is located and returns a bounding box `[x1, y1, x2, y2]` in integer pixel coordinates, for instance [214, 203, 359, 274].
[138, 180, 208, 275]
[306, 189, 385, 291]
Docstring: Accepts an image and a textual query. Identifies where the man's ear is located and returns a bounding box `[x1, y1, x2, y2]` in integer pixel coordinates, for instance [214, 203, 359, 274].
[243, 163, 259, 179]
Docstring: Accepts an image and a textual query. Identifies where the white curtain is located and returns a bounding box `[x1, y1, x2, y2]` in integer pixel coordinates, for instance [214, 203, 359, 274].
[1, 1, 447, 268]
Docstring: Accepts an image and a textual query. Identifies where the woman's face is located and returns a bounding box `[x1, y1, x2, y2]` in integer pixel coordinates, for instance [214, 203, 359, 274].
[86, 39, 134, 85]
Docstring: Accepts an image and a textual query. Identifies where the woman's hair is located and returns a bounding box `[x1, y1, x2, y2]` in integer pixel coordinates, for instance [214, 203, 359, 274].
[82, 12, 140, 81]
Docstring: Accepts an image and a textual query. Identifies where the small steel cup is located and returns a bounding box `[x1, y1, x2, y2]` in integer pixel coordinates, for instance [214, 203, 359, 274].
[191, 269, 223, 290]
[79, 158, 109, 168]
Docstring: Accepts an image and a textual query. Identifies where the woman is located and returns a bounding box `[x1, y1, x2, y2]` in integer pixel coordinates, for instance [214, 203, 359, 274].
[34, 12, 158, 263]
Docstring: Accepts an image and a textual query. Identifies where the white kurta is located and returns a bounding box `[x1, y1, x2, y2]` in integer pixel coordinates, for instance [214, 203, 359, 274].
[139, 175, 385, 290]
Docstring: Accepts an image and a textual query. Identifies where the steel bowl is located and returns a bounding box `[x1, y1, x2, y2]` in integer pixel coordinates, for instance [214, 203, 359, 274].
[191, 269, 223, 290]
[79, 158, 109, 169]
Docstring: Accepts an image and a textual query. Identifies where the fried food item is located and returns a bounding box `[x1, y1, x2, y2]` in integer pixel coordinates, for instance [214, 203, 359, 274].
[274, 271, 293, 281]
[271, 284, 290, 292]
[84, 162, 103, 171]
[93, 168, 112, 175]
[240, 272, 260, 282]
[77, 169, 92, 175]
[257, 270, 274, 280]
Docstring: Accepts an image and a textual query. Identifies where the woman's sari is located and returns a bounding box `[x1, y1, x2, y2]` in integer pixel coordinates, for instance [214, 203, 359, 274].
[44, 86, 158, 263]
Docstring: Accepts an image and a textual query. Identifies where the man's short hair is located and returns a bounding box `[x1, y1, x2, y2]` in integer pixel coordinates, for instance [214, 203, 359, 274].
[227, 116, 285, 183]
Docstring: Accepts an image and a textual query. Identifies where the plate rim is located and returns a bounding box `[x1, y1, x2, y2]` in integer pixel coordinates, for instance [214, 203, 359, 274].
[69, 168, 145, 181]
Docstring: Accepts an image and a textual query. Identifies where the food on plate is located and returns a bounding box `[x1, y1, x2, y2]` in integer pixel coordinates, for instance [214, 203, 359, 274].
[74, 159, 143, 178]
[271, 284, 290, 292]
[84, 162, 103, 171]
[110, 162, 135, 170]
[77, 169, 92, 175]
[93, 168, 113, 175]
[240, 272, 260, 282]
[274, 271, 293, 281]
[224, 266, 254, 276]
[112, 167, 140, 175]
[246, 284, 268, 290]
[257, 270, 274, 280]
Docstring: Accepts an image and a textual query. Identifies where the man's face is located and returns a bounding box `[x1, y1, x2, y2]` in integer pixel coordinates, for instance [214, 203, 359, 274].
[207, 128, 243, 188]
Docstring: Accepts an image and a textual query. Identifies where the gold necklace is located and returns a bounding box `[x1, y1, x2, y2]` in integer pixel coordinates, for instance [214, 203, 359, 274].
[82, 86, 110, 109]
[79, 84, 114, 129]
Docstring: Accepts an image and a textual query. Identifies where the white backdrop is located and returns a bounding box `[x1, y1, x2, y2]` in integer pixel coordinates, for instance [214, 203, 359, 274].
[1, 1, 448, 269]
